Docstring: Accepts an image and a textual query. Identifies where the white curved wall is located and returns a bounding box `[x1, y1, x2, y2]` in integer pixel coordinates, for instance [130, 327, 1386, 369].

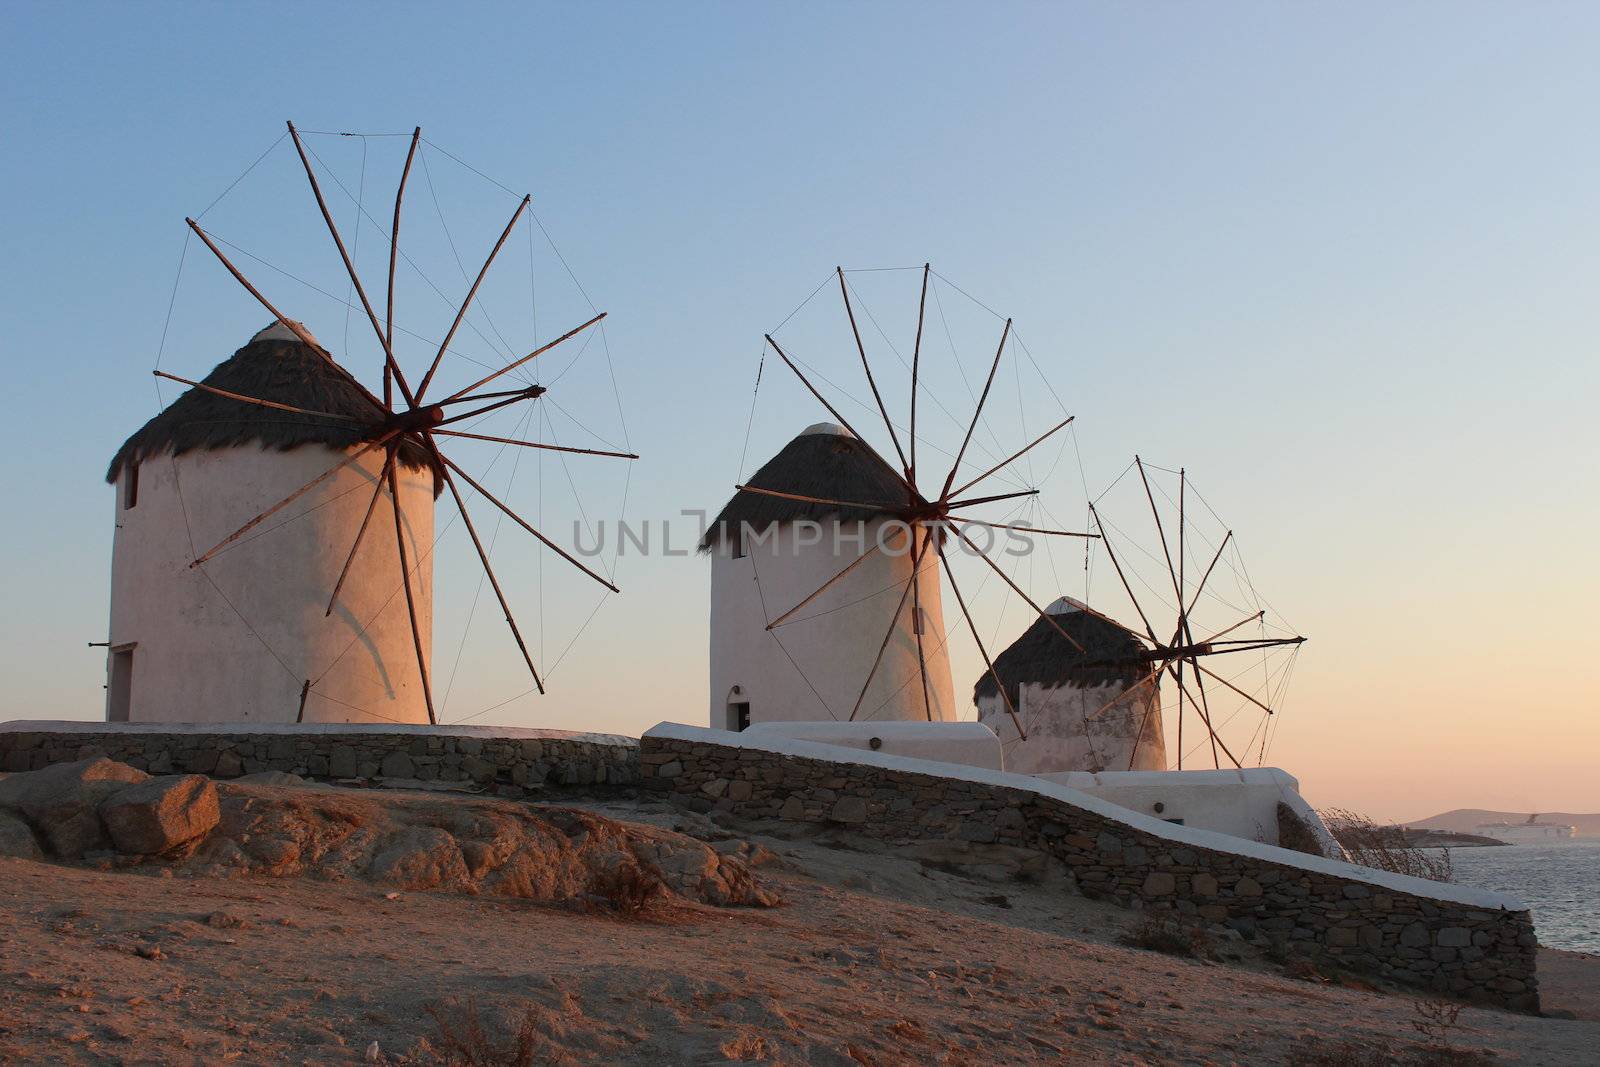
[978, 678, 1166, 773]
[709, 520, 956, 727]
[107, 444, 434, 724]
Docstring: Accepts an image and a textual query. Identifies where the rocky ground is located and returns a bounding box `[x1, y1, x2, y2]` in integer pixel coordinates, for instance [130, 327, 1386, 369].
[0, 764, 1594, 1065]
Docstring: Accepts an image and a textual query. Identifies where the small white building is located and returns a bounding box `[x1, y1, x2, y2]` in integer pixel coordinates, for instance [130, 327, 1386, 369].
[704, 423, 956, 730]
[104, 323, 437, 725]
[975, 596, 1167, 773]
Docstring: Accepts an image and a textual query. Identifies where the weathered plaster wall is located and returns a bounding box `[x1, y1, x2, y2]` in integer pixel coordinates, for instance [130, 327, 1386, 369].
[0, 722, 637, 794]
[108, 445, 435, 725]
[979, 677, 1166, 773]
[640, 724, 1538, 1010]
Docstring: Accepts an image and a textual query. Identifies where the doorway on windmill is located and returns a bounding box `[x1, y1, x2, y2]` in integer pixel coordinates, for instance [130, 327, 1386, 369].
[107, 644, 135, 722]
[722, 687, 752, 732]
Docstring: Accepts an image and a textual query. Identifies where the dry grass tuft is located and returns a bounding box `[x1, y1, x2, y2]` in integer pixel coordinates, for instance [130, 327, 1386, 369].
[1118, 915, 1217, 960]
[1320, 808, 1454, 882]
[424, 997, 541, 1067]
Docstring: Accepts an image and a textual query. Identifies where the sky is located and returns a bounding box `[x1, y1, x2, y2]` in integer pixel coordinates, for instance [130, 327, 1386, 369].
[2, 3, 1596, 822]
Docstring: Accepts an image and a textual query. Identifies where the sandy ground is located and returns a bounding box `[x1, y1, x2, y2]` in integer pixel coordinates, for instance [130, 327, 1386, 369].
[0, 792, 1594, 1066]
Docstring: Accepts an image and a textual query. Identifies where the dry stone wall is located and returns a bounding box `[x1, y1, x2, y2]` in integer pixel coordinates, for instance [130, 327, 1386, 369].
[641, 732, 1539, 1011]
[0, 727, 637, 796]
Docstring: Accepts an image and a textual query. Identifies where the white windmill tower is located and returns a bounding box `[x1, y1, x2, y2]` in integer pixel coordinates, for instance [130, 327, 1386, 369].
[105, 322, 438, 725]
[704, 422, 957, 730]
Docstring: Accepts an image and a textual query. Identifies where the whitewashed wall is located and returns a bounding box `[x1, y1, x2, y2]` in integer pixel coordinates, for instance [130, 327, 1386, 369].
[709, 519, 955, 727]
[1035, 767, 1339, 855]
[107, 444, 434, 724]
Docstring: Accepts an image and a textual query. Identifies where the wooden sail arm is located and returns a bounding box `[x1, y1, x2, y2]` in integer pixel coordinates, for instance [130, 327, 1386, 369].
[153, 371, 362, 423]
[430, 436, 545, 695]
[936, 541, 1026, 741]
[286, 120, 417, 408]
[440, 454, 619, 593]
[837, 267, 909, 476]
[945, 524, 1087, 654]
[440, 313, 605, 404]
[939, 317, 1010, 501]
[433, 429, 638, 459]
[416, 194, 531, 400]
[948, 415, 1075, 499]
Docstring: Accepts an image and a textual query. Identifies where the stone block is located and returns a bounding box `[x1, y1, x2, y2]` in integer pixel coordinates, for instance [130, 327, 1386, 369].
[1142, 872, 1176, 897]
[830, 797, 869, 824]
[1436, 927, 1471, 948]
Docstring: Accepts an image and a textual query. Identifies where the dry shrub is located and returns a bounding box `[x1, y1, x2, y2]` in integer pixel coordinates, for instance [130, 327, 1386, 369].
[1320, 808, 1453, 882]
[1118, 915, 1217, 960]
[586, 862, 666, 916]
[424, 997, 541, 1067]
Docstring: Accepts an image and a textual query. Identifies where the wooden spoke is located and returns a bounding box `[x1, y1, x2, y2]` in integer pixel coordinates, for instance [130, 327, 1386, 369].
[434, 429, 638, 459]
[387, 459, 436, 724]
[1088, 502, 1161, 645]
[848, 536, 930, 722]
[324, 448, 396, 617]
[766, 541, 890, 631]
[1136, 457, 1184, 613]
[153, 371, 361, 422]
[189, 429, 400, 567]
[1190, 659, 1278, 718]
[286, 121, 416, 407]
[295, 679, 312, 724]
[908, 528, 934, 721]
[763, 334, 911, 492]
[1174, 651, 1186, 769]
[949, 415, 1075, 498]
[1125, 661, 1168, 770]
[185, 218, 339, 369]
[1166, 661, 1240, 769]
[416, 193, 531, 400]
[837, 267, 910, 478]
[440, 313, 605, 403]
[437, 385, 542, 405]
[1082, 665, 1163, 723]
[945, 487, 1039, 509]
[948, 518, 1097, 539]
[910, 263, 928, 486]
[1189, 637, 1307, 658]
[440, 454, 619, 593]
[431, 438, 545, 695]
[1174, 468, 1188, 768]
[436, 392, 541, 428]
[1186, 656, 1224, 769]
[936, 541, 1026, 741]
[387, 126, 422, 405]
[940, 317, 1011, 500]
[946, 524, 1086, 654]
[732, 484, 896, 512]
[1184, 530, 1233, 617]
[1201, 609, 1265, 644]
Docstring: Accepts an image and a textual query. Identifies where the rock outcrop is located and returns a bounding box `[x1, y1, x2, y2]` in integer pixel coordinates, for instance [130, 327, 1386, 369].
[0, 757, 150, 859]
[100, 775, 220, 855]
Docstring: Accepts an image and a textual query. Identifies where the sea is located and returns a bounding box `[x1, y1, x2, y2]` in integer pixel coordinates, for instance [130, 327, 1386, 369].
[1448, 838, 1600, 954]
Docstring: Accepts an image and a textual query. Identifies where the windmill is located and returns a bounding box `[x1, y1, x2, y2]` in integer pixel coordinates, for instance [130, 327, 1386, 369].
[1079, 458, 1307, 769]
[118, 122, 632, 725]
[717, 265, 1103, 742]
[719, 266, 1304, 769]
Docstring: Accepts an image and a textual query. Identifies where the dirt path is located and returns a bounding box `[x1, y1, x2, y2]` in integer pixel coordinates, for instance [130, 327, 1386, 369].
[0, 798, 1593, 1065]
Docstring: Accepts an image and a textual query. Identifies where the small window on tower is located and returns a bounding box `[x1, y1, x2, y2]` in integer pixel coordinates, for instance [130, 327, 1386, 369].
[123, 463, 140, 510]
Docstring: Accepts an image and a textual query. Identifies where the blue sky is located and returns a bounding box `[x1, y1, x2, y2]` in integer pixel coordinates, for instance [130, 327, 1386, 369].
[2, 3, 1597, 819]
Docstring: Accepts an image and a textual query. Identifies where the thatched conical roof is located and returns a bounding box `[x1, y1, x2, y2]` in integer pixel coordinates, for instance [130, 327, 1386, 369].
[974, 596, 1150, 707]
[107, 323, 435, 487]
[701, 423, 909, 550]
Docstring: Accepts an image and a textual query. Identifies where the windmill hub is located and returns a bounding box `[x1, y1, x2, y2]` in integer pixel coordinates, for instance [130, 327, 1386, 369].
[389, 405, 448, 433]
